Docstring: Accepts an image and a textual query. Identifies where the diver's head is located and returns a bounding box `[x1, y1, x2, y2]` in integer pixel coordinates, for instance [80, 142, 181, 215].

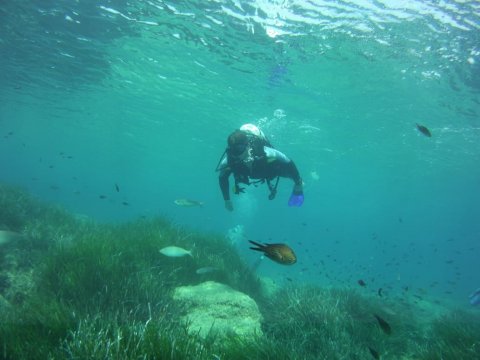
[227, 130, 248, 157]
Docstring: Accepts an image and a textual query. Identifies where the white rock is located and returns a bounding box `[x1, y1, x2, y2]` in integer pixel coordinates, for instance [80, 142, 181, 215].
[173, 281, 263, 340]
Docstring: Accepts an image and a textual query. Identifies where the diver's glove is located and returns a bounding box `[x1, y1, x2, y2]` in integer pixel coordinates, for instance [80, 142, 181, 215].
[225, 200, 234, 212]
[288, 182, 304, 207]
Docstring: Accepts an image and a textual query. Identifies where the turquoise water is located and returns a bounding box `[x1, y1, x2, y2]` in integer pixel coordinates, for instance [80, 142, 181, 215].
[1, 1, 479, 305]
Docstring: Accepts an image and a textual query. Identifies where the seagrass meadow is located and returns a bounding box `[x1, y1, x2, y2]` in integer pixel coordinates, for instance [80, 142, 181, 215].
[2, 0, 480, 358]
[0, 183, 479, 360]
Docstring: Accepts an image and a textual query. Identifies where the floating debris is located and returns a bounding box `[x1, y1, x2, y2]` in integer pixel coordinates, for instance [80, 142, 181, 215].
[373, 314, 392, 335]
[248, 240, 296, 265]
[174, 199, 204, 207]
[159, 246, 193, 258]
[416, 123, 432, 137]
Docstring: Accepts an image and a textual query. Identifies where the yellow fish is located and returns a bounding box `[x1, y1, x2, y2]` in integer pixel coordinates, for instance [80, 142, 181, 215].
[248, 240, 297, 265]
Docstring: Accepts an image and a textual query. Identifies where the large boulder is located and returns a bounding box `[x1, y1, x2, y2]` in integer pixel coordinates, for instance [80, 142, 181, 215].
[172, 281, 263, 340]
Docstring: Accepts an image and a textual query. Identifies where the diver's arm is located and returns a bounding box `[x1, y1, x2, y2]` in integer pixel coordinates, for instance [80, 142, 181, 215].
[219, 170, 231, 200]
[219, 169, 234, 211]
[284, 160, 304, 206]
[265, 147, 304, 206]
[285, 161, 303, 186]
[264, 147, 302, 185]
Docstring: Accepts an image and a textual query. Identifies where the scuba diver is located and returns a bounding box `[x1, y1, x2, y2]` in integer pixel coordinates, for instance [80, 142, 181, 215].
[215, 124, 304, 212]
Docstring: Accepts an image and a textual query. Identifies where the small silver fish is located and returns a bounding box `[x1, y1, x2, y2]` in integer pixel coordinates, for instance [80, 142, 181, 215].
[195, 266, 218, 275]
[159, 246, 193, 258]
[174, 199, 204, 207]
[0, 230, 23, 246]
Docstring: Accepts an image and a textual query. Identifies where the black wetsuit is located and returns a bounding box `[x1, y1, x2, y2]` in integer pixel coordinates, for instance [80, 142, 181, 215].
[218, 146, 302, 201]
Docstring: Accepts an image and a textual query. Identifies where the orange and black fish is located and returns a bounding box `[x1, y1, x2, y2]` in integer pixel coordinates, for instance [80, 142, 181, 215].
[416, 123, 432, 137]
[248, 240, 297, 265]
[373, 314, 392, 335]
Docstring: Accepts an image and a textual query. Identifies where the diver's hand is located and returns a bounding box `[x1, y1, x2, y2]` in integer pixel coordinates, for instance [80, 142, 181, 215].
[225, 200, 234, 212]
[288, 182, 304, 207]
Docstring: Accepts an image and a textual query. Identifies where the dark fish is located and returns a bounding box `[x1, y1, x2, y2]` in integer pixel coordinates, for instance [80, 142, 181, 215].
[248, 240, 296, 265]
[373, 314, 391, 335]
[416, 123, 432, 137]
[115, 183, 120, 192]
[358, 279, 367, 287]
[368, 346, 380, 360]
[122, 201, 130, 206]
[377, 288, 383, 297]
[99, 195, 107, 199]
